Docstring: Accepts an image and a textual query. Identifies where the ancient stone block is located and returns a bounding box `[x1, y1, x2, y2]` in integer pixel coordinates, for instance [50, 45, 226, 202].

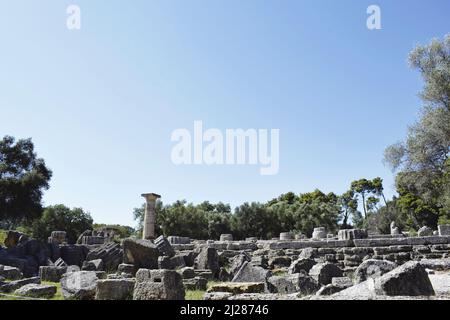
[39, 266, 67, 282]
[418, 226, 434, 237]
[95, 279, 135, 300]
[438, 225, 450, 236]
[309, 262, 343, 285]
[60, 271, 98, 300]
[194, 247, 219, 277]
[312, 227, 327, 240]
[154, 235, 175, 258]
[82, 259, 104, 271]
[232, 261, 271, 283]
[134, 269, 184, 300]
[220, 234, 233, 241]
[0, 265, 22, 280]
[117, 263, 135, 275]
[208, 282, 265, 294]
[267, 272, 319, 295]
[353, 259, 397, 284]
[122, 238, 160, 270]
[280, 232, 294, 240]
[0, 276, 41, 293]
[338, 229, 368, 241]
[288, 258, 316, 274]
[14, 283, 57, 299]
[167, 236, 191, 245]
[85, 242, 123, 271]
[178, 267, 196, 279]
[374, 261, 435, 296]
[183, 277, 208, 291]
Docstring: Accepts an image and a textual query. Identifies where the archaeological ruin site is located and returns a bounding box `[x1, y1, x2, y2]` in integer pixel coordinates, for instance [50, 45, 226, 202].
[1, 192, 450, 301]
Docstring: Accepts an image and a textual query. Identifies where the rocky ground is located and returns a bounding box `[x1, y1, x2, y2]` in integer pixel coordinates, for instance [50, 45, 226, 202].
[1, 229, 450, 300]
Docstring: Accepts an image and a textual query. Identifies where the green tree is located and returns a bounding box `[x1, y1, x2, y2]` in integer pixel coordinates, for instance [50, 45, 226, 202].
[338, 190, 359, 228]
[350, 179, 375, 218]
[384, 34, 450, 226]
[29, 204, 93, 244]
[0, 136, 52, 223]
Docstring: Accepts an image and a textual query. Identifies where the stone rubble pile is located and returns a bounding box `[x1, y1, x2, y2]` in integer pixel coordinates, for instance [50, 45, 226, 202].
[0, 224, 450, 300]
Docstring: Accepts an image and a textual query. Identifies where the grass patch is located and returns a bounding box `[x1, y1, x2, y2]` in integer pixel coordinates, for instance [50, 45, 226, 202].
[272, 268, 287, 276]
[185, 290, 204, 300]
[42, 281, 64, 300]
[0, 281, 64, 301]
[0, 229, 6, 246]
[185, 280, 221, 300]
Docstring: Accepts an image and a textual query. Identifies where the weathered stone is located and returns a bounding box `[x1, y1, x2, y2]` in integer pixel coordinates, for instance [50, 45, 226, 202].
[158, 254, 186, 270]
[354, 259, 398, 284]
[82, 259, 104, 271]
[268, 256, 291, 269]
[203, 292, 233, 300]
[134, 269, 184, 300]
[251, 256, 269, 269]
[208, 282, 265, 294]
[418, 226, 434, 237]
[85, 242, 123, 271]
[312, 227, 327, 240]
[419, 258, 450, 271]
[122, 238, 160, 270]
[39, 266, 67, 282]
[232, 261, 271, 283]
[118, 263, 135, 275]
[178, 266, 196, 279]
[60, 271, 98, 300]
[167, 236, 191, 245]
[267, 272, 319, 295]
[154, 235, 175, 258]
[67, 265, 81, 273]
[54, 257, 68, 267]
[391, 221, 401, 235]
[220, 234, 233, 241]
[315, 283, 346, 296]
[219, 267, 231, 282]
[229, 253, 251, 277]
[309, 262, 343, 285]
[60, 245, 89, 267]
[0, 265, 22, 280]
[331, 277, 353, 287]
[438, 225, 450, 236]
[48, 231, 67, 245]
[0, 276, 41, 293]
[280, 232, 294, 240]
[14, 283, 57, 299]
[374, 261, 435, 296]
[288, 258, 316, 274]
[183, 277, 208, 291]
[76, 230, 92, 244]
[298, 248, 318, 260]
[338, 229, 368, 241]
[95, 279, 135, 300]
[194, 247, 219, 277]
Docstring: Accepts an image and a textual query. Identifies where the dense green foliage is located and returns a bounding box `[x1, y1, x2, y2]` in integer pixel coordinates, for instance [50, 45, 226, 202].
[25, 204, 93, 244]
[133, 189, 347, 240]
[0, 136, 52, 223]
[384, 35, 450, 230]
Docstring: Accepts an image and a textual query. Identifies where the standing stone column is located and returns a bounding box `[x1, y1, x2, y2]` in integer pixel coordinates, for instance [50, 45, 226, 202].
[141, 193, 161, 240]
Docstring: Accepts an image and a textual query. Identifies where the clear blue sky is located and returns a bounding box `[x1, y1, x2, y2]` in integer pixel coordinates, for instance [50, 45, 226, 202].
[1, 1, 449, 227]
